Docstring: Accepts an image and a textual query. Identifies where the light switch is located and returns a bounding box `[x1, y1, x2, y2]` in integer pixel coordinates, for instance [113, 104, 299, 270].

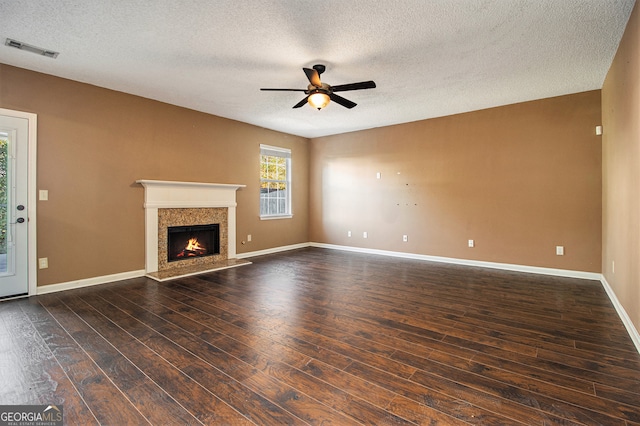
[39, 190, 48, 201]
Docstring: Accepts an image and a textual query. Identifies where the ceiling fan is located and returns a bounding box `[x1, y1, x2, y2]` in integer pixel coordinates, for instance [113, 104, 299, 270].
[260, 64, 376, 110]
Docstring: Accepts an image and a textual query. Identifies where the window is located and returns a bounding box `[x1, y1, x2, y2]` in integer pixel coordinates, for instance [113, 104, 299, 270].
[260, 144, 291, 219]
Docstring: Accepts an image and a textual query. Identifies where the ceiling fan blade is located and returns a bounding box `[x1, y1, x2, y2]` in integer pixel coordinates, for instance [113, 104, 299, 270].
[292, 97, 309, 108]
[303, 68, 322, 87]
[330, 93, 357, 109]
[260, 88, 307, 92]
[331, 81, 377, 92]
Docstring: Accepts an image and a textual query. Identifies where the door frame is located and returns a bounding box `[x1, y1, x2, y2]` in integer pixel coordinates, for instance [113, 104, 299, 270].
[0, 108, 37, 296]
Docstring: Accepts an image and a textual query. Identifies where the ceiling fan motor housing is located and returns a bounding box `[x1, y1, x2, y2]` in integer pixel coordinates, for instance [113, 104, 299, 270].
[307, 83, 331, 93]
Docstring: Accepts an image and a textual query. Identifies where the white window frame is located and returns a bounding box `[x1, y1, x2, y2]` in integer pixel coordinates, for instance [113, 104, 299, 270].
[260, 144, 292, 220]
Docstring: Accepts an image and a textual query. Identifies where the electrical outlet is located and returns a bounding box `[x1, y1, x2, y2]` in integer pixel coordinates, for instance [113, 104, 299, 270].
[468, 239, 474, 248]
[363, 231, 368, 239]
[247, 234, 252, 242]
[556, 246, 564, 256]
[347, 231, 352, 237]
[402, 235, 408, 242]
[38, 258, 48, 269]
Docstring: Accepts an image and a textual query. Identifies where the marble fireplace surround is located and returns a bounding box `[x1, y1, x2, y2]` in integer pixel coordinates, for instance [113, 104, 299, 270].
[137, 180, 249, 281]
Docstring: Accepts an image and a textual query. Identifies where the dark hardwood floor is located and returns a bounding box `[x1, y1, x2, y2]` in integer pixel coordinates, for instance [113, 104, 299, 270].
[2, 247, 640, 425]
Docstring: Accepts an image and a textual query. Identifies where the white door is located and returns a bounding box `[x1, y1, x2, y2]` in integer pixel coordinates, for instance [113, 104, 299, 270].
[0, 114, 29, 298]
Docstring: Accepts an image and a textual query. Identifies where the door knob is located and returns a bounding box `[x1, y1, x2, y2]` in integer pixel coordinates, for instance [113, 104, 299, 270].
[17, 205, 24, 211]
[16, 218, 25, 223]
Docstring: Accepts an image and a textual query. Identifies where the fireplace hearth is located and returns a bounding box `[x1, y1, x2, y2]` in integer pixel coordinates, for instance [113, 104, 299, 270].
[168, 223, 220, 262]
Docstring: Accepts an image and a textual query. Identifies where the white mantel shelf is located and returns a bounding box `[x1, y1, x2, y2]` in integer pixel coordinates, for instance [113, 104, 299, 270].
[137, 180, 246, 209]
[137, 180, 246, 276]
[137, 179, 245, 189]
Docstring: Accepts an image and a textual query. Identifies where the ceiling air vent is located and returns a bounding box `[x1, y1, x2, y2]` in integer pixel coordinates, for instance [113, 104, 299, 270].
[4, 38, 59, 59]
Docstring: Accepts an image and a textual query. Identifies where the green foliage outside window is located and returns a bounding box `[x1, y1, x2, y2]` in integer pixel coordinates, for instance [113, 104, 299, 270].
[260, 155, 287, 191]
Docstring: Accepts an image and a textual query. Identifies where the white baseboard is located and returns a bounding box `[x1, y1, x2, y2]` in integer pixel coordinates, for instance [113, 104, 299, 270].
[236, 242, 311, 259]
[600, 275, 640, 354]
[36, 270, 146, 295]
[310, 242, 602, 280]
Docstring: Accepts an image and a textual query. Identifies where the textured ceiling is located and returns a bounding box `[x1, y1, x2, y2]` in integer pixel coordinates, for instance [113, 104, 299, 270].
[0, 1, 636, 138]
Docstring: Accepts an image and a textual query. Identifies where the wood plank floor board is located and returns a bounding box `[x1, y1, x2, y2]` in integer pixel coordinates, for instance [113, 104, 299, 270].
[409, 353, 635, 425]
[386, 392, 498, 426]
[299, 357, 398, 407]
[536, 345, 640, 378]
[0, 301, 64, 404]
[2, 247, 640, 424]
[36, 294, 203, 425]
[76, 291, 304, 425]
[111, 285, 417, 425]
[398, 348, 598, 397]
[460, 306, 631, 350]
[440, 333, 640, 395]
[595, 383, 640, 409]
[88, 288, 364, 425]
[153, 284, 358, 371]
[0, 300, 99, 426]
[16, 299, 101, 426]
[137, 291, 315, 372]
[122, 284, 421, 424]
[393, 330, 623, 397]
[451, 308, 639, 362]
[576, 338, 640, 358]
[344, 359, 551, 425]
[445, 317, 579, 354]
[22, 296, 151, 425]
[55, 293, 256, 425]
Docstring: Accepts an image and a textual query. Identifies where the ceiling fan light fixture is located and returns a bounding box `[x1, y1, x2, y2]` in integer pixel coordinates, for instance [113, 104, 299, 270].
[308, 92, 330, 110]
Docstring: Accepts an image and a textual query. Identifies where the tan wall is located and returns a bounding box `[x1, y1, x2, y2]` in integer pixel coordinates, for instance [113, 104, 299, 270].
[602, 2, 640, 332]
[0, 64, 309, 287]
[310, 91, 602, 272]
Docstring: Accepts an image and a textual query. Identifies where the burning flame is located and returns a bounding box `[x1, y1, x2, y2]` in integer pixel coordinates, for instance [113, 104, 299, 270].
[176, 237, 207, 257]
[185, 238, 204, 252]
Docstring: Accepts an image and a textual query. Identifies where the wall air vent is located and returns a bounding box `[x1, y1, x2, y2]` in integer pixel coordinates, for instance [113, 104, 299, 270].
[4, 38, 59, 59]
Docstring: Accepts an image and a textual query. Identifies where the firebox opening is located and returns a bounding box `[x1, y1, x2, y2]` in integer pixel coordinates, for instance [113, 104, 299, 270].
[167, 223, 220, 263]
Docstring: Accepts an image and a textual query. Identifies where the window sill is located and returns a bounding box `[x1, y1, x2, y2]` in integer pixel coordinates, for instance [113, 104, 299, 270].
[260, 214, 293, 221]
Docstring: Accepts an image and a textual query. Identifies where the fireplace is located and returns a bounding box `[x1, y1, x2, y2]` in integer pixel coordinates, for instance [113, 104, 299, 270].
[137, 180, 249, 281]
[167, 223, 220, 262]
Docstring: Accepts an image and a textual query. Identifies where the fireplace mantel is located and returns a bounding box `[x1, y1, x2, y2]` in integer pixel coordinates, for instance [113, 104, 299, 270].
[137, 180, 246, 209]
[137, 180, 246, 278]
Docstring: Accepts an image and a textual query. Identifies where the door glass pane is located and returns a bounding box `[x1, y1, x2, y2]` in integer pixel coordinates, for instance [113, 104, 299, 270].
[0, 132, 7, 273]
